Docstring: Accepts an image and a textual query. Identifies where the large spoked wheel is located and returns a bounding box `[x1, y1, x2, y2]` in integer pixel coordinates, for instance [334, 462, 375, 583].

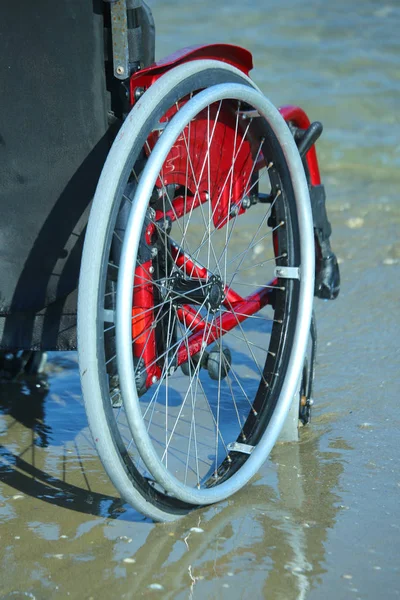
[78, 60, 314, 521]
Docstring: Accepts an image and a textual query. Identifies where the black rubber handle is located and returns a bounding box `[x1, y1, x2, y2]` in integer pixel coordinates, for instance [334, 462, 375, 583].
[297, 121, 323, 158]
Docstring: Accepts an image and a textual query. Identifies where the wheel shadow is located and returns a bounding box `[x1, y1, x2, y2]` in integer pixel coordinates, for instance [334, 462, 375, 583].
[0, 443, 131, 519]
[0, 364, 146, 522]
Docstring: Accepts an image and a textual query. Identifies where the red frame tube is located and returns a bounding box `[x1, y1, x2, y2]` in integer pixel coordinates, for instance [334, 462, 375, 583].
[129, 44, 253, 106]
[170, 243, 244, 305]
[154, 193, 207, 224]
[176, 284, 275, 366]
[128, 57, 322, 389]
[132, 262, 160, 385]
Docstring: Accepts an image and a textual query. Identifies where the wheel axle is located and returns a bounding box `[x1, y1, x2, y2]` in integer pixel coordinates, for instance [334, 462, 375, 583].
[170, 273, 224, 312]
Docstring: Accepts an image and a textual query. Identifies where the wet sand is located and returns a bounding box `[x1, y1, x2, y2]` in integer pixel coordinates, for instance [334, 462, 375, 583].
[1, 196, 399, 599]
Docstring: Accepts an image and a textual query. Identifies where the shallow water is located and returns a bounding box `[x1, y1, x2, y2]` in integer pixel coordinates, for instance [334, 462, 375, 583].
[1, 1, 400, 598]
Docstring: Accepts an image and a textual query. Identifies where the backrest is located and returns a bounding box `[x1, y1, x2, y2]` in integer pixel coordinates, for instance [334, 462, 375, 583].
[0, 0, 109, 320]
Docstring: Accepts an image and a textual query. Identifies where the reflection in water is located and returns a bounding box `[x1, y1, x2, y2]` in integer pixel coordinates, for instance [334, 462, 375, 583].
[261, 440, 344, 599]
[0, 443, 128, 519]
[121, 435, 345, 600]
[0, 359, 130, 520]
[0, 355, 346, 599]
[0, 374, 51, 447]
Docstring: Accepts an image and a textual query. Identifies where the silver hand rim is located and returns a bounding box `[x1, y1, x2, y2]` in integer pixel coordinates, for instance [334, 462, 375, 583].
[116, 82, 315, 505]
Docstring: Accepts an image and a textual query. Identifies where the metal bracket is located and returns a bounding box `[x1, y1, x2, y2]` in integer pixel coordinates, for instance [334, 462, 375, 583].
[227, 442, 254, 455]
[103, 309, 115, 323]
[237, 109, 261, 119]
[151, 121, 168, 132]
[274, 266, 300, 280]
[110, 0, 129, 80]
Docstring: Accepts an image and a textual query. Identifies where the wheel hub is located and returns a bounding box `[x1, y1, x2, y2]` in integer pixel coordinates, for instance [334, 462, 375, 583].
[169, 273, 224, 313]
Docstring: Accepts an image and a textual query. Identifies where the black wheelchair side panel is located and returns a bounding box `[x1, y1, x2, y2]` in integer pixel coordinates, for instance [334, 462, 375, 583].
[0, 1, 110, 350]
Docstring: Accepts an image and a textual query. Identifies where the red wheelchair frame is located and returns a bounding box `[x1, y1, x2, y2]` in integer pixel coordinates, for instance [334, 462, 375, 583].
[126, 43, 324, 394]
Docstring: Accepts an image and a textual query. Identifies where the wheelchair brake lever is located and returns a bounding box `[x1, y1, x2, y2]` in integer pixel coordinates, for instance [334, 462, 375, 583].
[297, 121, 323, 159]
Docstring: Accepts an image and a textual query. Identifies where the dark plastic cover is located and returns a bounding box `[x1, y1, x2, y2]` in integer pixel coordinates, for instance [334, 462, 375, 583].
[0, 0, 110, 349]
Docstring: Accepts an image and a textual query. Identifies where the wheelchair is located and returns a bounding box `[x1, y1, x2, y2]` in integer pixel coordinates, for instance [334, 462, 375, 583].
[0, 0, 339, 521]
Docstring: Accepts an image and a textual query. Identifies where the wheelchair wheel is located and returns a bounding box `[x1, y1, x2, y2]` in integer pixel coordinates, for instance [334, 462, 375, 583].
[78, 60, 314, 520]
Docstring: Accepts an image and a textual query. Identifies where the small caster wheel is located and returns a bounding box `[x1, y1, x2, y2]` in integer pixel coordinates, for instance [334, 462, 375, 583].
[181, 351, 205, 377]
[206, 346, 232, 381]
